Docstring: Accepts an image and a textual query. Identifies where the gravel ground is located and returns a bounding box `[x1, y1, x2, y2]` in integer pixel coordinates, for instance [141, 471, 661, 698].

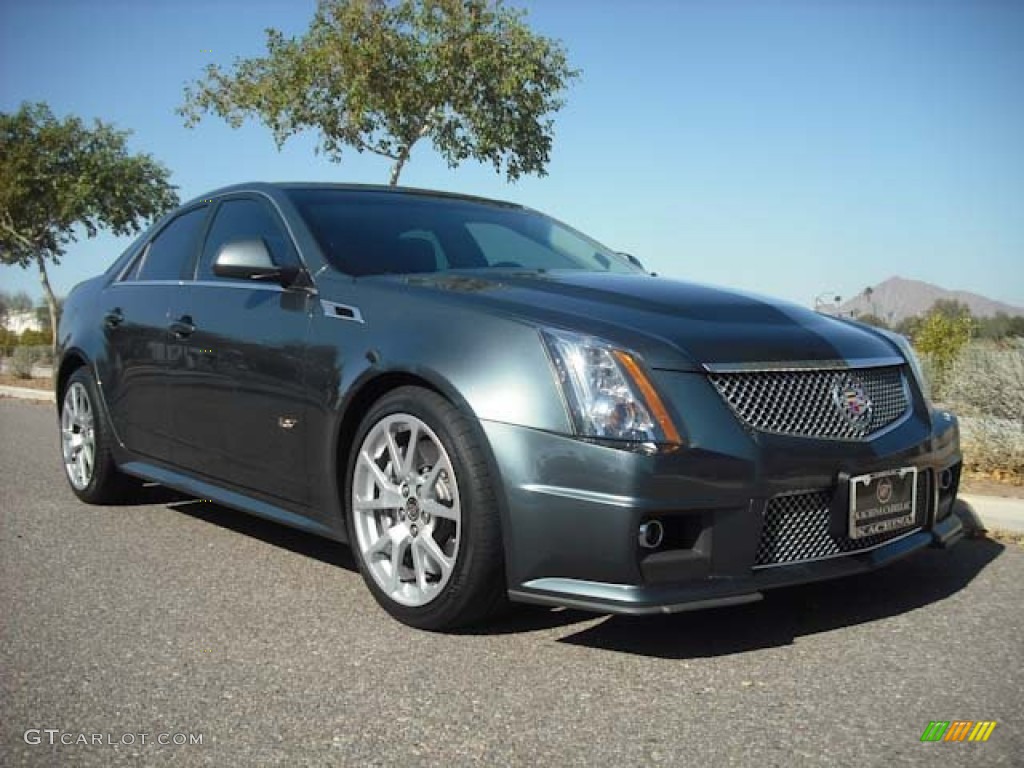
[1, 398, 1021, 767]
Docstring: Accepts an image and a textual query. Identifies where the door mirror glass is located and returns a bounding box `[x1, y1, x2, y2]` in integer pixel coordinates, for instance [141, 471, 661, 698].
[213, 239, 298, 285]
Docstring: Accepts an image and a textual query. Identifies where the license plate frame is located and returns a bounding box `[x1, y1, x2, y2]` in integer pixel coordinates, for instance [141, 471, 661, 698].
[848, 467, 918, 540]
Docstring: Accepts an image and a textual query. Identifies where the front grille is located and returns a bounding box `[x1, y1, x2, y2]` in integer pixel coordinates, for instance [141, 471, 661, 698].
[754, 471, 932, 567]
[709, 366, 910, 440]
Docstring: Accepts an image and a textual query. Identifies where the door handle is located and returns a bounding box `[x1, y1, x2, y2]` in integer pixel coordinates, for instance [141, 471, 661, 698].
[169, 315, 196, 338]
[104, 308, 123, 328]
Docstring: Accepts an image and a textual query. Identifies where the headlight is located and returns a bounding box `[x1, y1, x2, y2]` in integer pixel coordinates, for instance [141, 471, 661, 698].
[878, 328, 931, 405]
[541, 329, 681, 447]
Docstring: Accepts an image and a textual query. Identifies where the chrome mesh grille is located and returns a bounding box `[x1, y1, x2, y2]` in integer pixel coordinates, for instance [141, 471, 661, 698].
[709, 366, 909, 440]
[754, 471, 931, 567]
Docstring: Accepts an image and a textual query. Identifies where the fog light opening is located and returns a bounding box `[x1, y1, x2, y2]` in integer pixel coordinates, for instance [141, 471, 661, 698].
[638, 520, 664, 550]
[940, 468, 954, 491]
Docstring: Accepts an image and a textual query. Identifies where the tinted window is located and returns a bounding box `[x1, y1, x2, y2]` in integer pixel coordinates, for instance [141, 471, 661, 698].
[287, 189, 640, 278]
[119, 247, 145, 282]
[136, 208, 208, 281]
[465, 223, 577, 270]
[199, 198, 297, 279]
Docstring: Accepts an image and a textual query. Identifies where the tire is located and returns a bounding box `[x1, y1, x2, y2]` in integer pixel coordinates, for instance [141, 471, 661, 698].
[346, 386, 507, 630]
[59, 367, 139, 504]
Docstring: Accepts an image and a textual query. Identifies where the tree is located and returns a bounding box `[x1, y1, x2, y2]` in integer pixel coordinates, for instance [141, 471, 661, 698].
[0, 102, 179, 348]
[1009, 315, 1024, 338]
[862, 284, 878, 316]
[1, 290, 34, 317]
[912, 300, 975, 396]
[179, 0, 579, 185]
[975, 311, 1024, 341]
[929, 298, 973, 320]
[855, 312, 890, 330]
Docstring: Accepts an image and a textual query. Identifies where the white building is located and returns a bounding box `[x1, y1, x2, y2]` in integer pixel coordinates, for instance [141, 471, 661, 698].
[2, 310, 43, 334]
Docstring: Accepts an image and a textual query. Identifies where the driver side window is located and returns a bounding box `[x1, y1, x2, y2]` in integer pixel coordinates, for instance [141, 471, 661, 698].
[198, 198, 297, 280]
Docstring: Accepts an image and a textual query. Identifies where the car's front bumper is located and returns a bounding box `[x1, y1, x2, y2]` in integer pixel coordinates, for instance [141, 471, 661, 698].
[484, 371, 963, 615]
[508, 516, 963, 615]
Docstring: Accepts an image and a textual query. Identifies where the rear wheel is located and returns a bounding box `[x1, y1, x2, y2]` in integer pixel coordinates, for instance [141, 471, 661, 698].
[60, 367, 138, 504]
[347, 387, 506, 630]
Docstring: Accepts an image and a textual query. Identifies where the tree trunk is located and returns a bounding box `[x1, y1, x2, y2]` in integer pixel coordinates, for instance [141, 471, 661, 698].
[35, 253, 59, 353]
[388, 121, 432, 185]
[389, 153, 409, 186]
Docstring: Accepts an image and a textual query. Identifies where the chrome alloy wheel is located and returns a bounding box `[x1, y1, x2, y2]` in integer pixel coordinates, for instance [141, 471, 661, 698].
[352, 413, 461, 607]
[61, 381, 96, 490]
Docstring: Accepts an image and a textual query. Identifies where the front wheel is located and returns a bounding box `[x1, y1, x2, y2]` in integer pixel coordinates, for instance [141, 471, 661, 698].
[60, 367, 138, 504]
[347, 387, 506, 630]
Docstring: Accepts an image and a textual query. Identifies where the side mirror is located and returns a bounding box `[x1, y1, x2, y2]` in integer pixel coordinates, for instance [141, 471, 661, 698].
[213, 239, 300, 286]
[618, 252, 647, 271]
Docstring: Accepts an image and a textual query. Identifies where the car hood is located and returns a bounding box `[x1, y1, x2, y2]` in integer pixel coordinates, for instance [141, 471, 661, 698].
[374, 270, 900, 372]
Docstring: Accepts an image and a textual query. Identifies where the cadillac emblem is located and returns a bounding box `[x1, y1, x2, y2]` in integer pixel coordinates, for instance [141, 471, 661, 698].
[832, 373, 873, 430]
[876, 477, 893, 504]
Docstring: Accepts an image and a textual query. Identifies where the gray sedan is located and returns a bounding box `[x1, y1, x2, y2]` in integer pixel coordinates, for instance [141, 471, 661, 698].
[54, 182, 964, 629]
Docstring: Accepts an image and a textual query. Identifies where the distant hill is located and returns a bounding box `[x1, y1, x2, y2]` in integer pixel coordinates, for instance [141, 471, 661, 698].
[836, 277, 1024, 323]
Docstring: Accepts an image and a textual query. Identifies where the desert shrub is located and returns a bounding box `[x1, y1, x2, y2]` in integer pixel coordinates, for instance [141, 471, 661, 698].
[943, 341, 1024, 477]
[10, 346, 36, 379]
[943, 342, 1024, 422]
[959, 415, 1024, 477]
[0, 327, 16, 358]
[18, 329, 50, 347]
[26, 345, 54, 367]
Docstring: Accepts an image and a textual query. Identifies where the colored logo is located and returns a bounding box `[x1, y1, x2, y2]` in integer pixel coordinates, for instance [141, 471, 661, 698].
[831, 373, 873, 429]
[920, 721, 997, 742]
[876, 478, 893, 504]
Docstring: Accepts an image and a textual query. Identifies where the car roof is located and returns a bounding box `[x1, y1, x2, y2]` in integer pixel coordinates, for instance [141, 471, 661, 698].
[184, 182, 526, 211]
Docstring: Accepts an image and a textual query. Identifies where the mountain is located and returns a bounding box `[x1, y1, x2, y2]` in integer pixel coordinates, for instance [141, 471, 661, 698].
[836, 277, 1024, 323]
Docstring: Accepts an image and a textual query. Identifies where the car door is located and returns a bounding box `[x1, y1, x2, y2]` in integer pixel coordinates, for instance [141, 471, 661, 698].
[167, 195, 314, 506]
[98, 205, 209, 462]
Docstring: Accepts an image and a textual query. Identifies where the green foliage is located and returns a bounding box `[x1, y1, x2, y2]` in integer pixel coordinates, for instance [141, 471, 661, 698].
[179, 0, 579, 184]
[0, 331, 52, 361]
[854, 312, 890, 330]
[975, 311, 1024, 341]
[0, 102, 179, 347]
[910, 301, 975, 397]
[0, 327, 16, 357]
[0, 102, 179, 268]
[18, 329, 50, 348]
[929, 298, 972, 320]
[893, 315, 919, 338]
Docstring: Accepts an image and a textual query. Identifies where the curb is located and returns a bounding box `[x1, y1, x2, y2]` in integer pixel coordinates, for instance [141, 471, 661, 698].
[0, 385, 55, 403]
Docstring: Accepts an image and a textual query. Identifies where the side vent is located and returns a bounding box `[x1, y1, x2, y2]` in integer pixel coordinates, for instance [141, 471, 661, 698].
[320, 300, 364, 324]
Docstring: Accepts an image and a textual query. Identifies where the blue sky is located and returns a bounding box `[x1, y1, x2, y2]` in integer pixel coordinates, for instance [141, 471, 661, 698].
[2, 0, 1022, 308]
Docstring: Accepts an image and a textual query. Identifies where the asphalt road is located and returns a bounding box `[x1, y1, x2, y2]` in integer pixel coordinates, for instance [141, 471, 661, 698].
[2, 398, 1021, 767]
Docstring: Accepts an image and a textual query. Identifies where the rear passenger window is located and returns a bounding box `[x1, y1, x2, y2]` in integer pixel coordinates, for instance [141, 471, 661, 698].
[198, 198, 297, 280]
[136, 207, 208, 281]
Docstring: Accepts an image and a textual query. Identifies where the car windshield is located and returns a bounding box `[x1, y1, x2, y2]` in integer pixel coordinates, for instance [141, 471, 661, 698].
[286, 188, 641, 277]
